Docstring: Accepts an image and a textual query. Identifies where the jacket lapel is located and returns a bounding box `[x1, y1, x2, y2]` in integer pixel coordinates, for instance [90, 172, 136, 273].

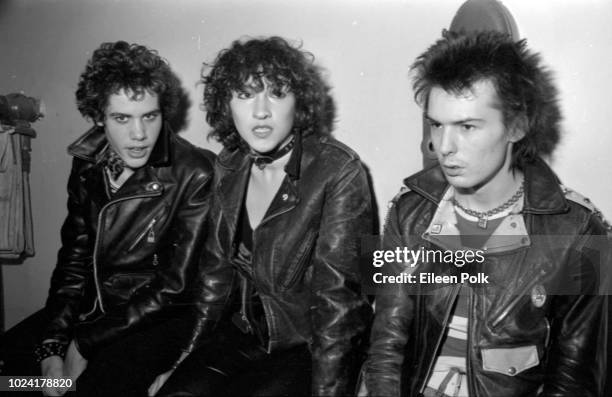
[217, 151, 251, 243]
[405, 157, 569, 214]
[112, 166, 164, 200]
[259, 177, 299, 227]
[216, 146, 301, 241]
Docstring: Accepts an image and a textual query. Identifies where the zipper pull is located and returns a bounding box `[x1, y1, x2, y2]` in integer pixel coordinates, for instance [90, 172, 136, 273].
[147, 228, 155, 243]
[146, 219, 157, 243]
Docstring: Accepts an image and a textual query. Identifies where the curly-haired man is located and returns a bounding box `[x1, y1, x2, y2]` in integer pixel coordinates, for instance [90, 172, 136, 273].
[0, 41, 215, 396]
[366, 30, 610, 397]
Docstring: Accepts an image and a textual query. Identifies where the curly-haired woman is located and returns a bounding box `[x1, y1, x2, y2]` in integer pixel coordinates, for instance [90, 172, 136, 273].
[149, 36, 374, 397]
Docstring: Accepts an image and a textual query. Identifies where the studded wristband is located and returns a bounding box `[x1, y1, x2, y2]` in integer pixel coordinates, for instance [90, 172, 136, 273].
[34, 341, 68, 363]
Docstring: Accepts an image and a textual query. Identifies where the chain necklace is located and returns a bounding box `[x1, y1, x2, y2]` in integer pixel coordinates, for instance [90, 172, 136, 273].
[452, 180, 525, 229]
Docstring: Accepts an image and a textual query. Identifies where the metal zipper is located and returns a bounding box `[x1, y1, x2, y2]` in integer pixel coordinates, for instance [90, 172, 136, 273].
[90, 192, 161, 314]
[466, 285, 475, 397]
[257, 203, 296, 230]
[127, 218, 157, 252]
[78, 295, 99, 321]
[281, 230, 316, 289]
[419, 283, 462, 395]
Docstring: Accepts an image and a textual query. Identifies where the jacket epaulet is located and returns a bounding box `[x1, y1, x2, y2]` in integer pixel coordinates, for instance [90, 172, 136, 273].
[388, 186, 411, 209]
[382, 186, 411, 232]
[561, 185, 612, 232]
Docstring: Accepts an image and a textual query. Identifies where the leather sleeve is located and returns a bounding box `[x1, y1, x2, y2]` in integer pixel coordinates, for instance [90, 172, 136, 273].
[541, 214, 610, 397]
[310, 158, 374, 397]
[365, 197, 414, 397]
[43, 158, 95, 343]
[183, 184, 237, 354]
[74, 165, 215, 358]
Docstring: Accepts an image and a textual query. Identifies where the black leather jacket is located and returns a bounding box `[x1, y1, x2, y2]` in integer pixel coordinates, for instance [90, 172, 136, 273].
[366, 158, 609, 397]
[186, 134, 374, 396]
[43, 124, 214, 358]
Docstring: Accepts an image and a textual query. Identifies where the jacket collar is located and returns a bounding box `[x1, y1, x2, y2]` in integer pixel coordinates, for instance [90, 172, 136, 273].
[67, 122, 172, 167]
[404, 156, 568, 215]
[422, 186, 530, 253]
[215, 135, 308, 239]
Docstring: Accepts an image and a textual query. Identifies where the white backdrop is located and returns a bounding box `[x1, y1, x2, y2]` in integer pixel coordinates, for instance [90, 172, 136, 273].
[1, 0, 611, 328]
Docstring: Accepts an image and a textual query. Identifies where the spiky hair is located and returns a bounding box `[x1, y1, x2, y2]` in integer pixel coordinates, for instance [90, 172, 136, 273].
[412, 30, 562, 170]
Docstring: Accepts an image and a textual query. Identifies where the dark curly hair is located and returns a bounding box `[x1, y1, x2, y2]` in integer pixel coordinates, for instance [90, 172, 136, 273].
[201, 36, 335, 150]
[411, 30, 562, 171]
[76, 41, 182, 124]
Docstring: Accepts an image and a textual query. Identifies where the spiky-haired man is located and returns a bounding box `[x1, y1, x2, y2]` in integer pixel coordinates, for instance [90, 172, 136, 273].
[366, 30, 610, 397]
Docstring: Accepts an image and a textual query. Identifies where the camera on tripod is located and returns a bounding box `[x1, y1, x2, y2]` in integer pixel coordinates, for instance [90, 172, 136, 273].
[0, 93, 45, 136]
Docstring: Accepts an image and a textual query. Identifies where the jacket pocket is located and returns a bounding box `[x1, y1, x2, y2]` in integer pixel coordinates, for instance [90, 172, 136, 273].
[481, 345, 539, 376]
[125, 204, 171, 253]
[127, 218, 158, 252]
[280, 230, 318, 290]
[103, 271, 155, 301]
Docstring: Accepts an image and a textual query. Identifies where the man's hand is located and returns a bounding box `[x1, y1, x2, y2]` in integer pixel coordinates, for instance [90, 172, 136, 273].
[147, 368, 174, 396]
[40, 356, 65, 396]
[63, 340, 88, 381]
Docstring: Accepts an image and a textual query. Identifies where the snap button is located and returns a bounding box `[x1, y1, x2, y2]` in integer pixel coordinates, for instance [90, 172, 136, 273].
[147, 182, 161, 192]
[507, 366, 517, 375]
[531, 284, 547, 308]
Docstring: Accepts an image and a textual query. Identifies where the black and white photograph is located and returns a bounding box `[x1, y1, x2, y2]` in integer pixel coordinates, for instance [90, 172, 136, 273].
[1, 0, 611, 396]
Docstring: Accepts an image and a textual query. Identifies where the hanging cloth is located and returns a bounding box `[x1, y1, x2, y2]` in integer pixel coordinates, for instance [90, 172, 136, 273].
[0, 125, 35, 260]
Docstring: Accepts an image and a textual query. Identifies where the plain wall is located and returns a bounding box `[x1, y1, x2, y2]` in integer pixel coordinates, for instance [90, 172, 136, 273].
[2, 0, 611, 329]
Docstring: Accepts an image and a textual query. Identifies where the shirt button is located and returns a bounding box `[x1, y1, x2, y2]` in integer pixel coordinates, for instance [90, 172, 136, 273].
[282, 193, 289, 201]
[510, 222, 517, 228]
[507, 366, 517, 375]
